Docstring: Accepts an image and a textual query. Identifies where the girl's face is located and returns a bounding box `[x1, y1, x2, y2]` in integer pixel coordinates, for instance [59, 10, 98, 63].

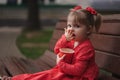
[67, 15, 89, 42]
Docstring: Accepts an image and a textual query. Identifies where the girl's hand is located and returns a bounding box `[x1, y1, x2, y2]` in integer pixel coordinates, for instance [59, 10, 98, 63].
[64, 28, 74, 41]
[56, 53, 66, 64]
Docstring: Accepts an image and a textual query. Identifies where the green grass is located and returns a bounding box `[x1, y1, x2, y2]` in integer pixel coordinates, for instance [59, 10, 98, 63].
[16, 29, 53, 59]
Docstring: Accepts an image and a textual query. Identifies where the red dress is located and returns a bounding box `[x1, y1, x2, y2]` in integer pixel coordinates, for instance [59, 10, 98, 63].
[12, 35, 99, 80]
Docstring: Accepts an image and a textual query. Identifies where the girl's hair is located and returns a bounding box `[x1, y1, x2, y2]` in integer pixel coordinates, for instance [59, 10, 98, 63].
[67, 8, 102, 33]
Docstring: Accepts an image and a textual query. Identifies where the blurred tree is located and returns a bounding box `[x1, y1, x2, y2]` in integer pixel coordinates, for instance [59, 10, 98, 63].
[50, 0, 55, 4]
[25, 0, 41, 31]
[7, 0, 17, 5]
[22, 0, 27, 4]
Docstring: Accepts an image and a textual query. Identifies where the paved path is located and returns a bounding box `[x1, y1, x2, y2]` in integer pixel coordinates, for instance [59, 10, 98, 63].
[0, 27, 25, 58]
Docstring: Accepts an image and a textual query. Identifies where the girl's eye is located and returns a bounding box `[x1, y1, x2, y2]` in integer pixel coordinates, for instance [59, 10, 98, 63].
[75, 25, 80, 28]
[67, 24, 71, 28]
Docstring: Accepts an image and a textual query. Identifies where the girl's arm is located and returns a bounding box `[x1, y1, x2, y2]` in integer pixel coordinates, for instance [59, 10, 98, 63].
[54, 34, 69, 54]
[54, 27, 74, 54]
[58, 46, 94, 76]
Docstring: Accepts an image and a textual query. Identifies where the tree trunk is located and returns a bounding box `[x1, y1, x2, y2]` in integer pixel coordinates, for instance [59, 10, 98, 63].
[26, 0, 40, 31]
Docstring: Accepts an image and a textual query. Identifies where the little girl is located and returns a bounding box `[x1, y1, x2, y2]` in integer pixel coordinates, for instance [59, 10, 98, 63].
[2, 5, 102, 80]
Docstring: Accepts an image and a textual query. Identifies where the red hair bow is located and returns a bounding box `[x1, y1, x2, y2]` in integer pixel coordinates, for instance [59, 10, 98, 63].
[86, 7, 97, 15]
[71, 6, 82, 11]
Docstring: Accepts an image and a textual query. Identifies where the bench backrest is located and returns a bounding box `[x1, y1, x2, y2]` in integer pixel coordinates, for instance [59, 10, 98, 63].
[49, 15, 120, 79]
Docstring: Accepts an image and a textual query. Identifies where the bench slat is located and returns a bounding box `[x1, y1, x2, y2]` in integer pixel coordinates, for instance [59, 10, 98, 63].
[35, 50, 56, 69]
[39, 55, 56, 67]
[55, 21, 66, 29]
[98, 74, 120, 80]
[0, 57, 24, 76]
[97, 22, 120, 36]
[57, 19, 120, 36]
[52, 29, 64, 40]
[49, 39, 58, 51]
[0, 57, 41, 76]
[0, 62, 9, 76]
[42, 50, 56, 60]
[90, 34, 120, 55]
[34, 60, 52, 71]
[12, 57, 40, 74]
[95, 50, 120, 76]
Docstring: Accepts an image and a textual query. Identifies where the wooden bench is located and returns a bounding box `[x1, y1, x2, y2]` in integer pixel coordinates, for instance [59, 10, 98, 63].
[0, 56, 42, 76]
[0, 14, 120, 80]
[36, 15, 120, 80]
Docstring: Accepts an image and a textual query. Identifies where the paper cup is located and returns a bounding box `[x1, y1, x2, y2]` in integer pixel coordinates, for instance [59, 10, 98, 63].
[59, 48, 74, 57]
